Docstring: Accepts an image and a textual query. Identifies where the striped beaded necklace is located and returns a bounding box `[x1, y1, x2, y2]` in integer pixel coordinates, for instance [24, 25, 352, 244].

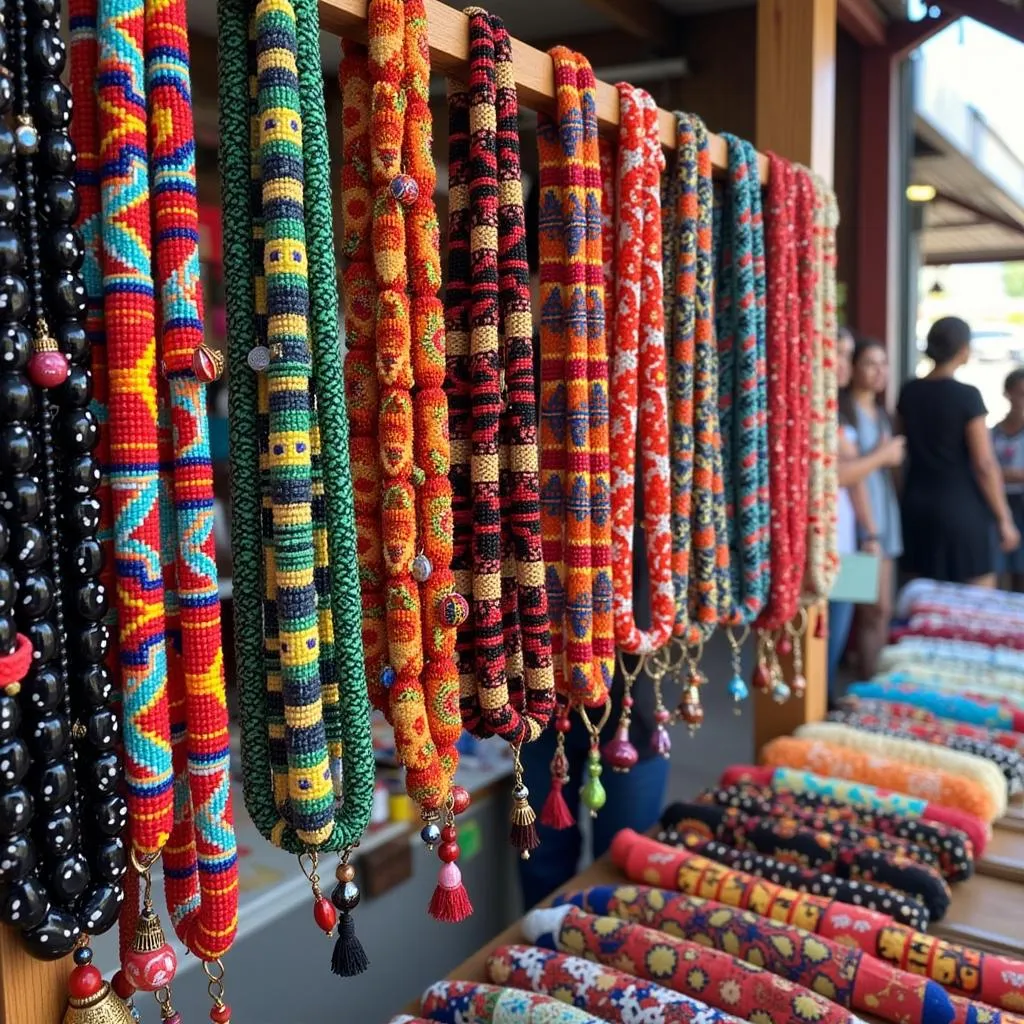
[219, 0, 376, 974]
[599, 84, 672, 770]
[83, 0, 238, 1013]
[338, 0, 469, 919]
[444, 10, 554, 857]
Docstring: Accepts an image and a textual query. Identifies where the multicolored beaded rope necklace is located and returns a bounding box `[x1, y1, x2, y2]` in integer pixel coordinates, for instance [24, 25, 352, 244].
[339, 0, 471, 918]
[537, 46, 614, 822]
[598, 83, 671, 771]
[444, 9, 554, 859]
[219, 0, 377, 974]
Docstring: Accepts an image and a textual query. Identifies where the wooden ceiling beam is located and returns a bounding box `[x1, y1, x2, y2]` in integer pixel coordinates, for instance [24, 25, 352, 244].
[577, 0, 680, 45]
[886, 9, 956, 59]
[942, 0, 1024, 45]
[837, 0, 886, 45]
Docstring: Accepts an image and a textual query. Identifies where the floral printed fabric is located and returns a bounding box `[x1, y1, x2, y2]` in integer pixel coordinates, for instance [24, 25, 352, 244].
[524, 903, 859, 1024]
[556, 884, 1024, 1024]
[419, 980, 605, 1023]
[845, 682, 1022, 732]
[487, 944, 747, 1024]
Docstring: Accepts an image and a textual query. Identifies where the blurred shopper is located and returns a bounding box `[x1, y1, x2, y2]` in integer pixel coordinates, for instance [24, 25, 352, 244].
[993, 366, 1024, 592]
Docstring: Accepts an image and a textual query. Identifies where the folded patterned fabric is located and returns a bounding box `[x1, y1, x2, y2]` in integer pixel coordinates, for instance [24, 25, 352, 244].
[847, 681, 1024, 732]
[557, 884, 1024, 1024]
[611, 830, 1024, 1015]
[896, 578, 1024, 619]
[419, 981, 605, 1023]
[792, 722, 1009, 817]
[875, 668, 1024, 712]
[840, 697, 1024, 754]
[386, 1018, 432, 1023]
[700, 782, 974, 881]
[718, 765, 990, 855]
[658, 802, 950, 921]
[486, 945, 747, 1024]
[760, 736, 1001, 822]
[880, 635, 1024, 673]
[876, 653, 1024, 696]
[827, 709, 1024, 795]
[522, 904, 863, 1024]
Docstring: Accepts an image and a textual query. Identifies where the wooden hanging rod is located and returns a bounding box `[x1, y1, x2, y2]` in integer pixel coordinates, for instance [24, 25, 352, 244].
[316, 0, 771, 182]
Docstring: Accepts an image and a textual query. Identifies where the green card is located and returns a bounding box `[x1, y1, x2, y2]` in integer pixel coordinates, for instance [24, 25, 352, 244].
[830, 552, 881, 604]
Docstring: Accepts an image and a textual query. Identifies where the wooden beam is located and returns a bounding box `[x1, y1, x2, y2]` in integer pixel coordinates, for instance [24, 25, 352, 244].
[933, 190, 1024, 235]
[886, 10, 956, 59]
[756, 0, 837, 183]
[943, 0, 1024, 45]
[837, 0, 886, 45]
[0, 927, 68, 1024]
[319, 0, 770, 180]
[577, 0, 679, 44]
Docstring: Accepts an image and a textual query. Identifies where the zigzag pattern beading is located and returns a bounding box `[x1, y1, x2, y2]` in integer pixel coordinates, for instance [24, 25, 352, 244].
[717, 134, 770, 627]
[96, 0, 174, 860]
[443, 10, 553, 745]
[603, 85, 672, 656]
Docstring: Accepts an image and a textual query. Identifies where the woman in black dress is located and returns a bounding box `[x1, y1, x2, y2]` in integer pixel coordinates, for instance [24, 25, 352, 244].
[897, 316, 1020, 586]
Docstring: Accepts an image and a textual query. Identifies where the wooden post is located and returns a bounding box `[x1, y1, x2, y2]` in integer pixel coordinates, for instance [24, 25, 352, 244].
[0, 928, 68, 1024]
[753, 0, 837, 753]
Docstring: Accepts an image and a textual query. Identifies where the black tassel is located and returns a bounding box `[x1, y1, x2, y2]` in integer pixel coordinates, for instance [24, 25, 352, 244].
[331, 912, 369, 977]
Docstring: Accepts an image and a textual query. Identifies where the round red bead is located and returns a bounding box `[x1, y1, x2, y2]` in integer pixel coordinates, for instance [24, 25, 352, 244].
[122, 942, 178, 992]
[68, 965, 103, 1000]
[192, 344, 224, 383]
[111, 969, 135, 1000]
[451, 785, 471, 816]
[777, 635, 793, 657]
[753, 661, 772, 693]
[438, 841, 460, 863]
[210, 1003, 232, 1023]
[555, 715, 571, 734]
[28, 350, 69, 389]
[440, 825, 457, 843]
[313, 895, 337, 934]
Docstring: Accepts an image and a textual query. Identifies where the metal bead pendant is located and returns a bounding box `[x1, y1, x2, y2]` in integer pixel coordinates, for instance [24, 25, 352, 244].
[410, 553, 432, 583]
[14, 116, 37, 155]
[246, 345, 270, 372]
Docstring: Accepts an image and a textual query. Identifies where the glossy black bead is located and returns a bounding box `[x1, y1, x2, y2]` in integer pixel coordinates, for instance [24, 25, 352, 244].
[84, 707, 118, 752]
[331, 880, 361, 913]
[75, 623, 109, 665]
[0, 373, 34, 420]
[13, 524, 46, 569]
[34, 759, 73, 811]
[91, 838, 126, 883]
[88, 752, 122, 796]
[42, 177, 78, 224]
[1, 874, 48, 929]
[74, 579, 107, 623]
[29, 714, 67, 761]
[40, 806, 77, 856]
[49, 271, 86, 319]
[0, 75, 11, 118]
[78, 882, 122, 936]
[43, 227, 83, 270]
[34, 79, 71, 129]
[0, 226, 22, 271]
[25, 619, 58, 663]
[31, 30, 65, 76]
[0, 739, 29, 786]
[24, 665, 63, 714]
[0, 326, 31, 369]
[0, 274, 28, 322]
[0, 696, 19, 740]
[0, 175, 18, 220]
[1, 424, 33, 472]
[79, 664, 112, 707]
[0, 786, 33, 836]
[62, 409, 98, 453]
[17, 572, 52, 619]
[0, 834, 35, 882]
[0, 517, 7, 560]
[55, 320, 86, 363]
[93, 794, 127, 838]
[0, 566, 14, 610]
[0, 616, 15, 652]
[61, 366, 92, 408]
[22, 906, 81, 960]
[0, 124, 13, 169]
[7, 475, 42, 521]
[66, 454, 100, 495]
[50, 851, 89, 901]
[69, 538, 103, 580]
[73, 946, 92, 967]
[40, 131, 74, 175]
[27, 0, 60, 19]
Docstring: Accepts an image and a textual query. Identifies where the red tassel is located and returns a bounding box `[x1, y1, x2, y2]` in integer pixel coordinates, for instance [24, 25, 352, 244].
[539, 776, 575, 830]
[427, 862, 473, 923]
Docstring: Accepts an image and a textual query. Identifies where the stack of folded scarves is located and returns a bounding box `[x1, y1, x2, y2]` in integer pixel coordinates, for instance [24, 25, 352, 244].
[845, 680, 1024, 732]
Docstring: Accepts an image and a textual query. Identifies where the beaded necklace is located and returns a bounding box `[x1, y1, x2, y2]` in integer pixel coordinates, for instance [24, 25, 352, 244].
[717, 136, 770, 636]
[599, 84, 671, 770]
[338, 0, 469, 919]
[444, 9, 554, 856]
[220, 0, 376, 973]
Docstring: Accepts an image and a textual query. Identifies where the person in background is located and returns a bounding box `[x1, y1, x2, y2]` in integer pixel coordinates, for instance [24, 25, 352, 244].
[839, 337, 903, 678]
[898, 316, 1020, 589]
[992, 367, 1024, 592]
[829, 328, 905, 696]
[514, 181, 670, 909]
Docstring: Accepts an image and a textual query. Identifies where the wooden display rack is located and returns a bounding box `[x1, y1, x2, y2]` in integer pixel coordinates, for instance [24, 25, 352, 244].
[0, 1, 839, 1019]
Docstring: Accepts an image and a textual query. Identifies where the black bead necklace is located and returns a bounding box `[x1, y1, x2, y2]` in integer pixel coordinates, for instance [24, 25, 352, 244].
[0, 0, 125, 961]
